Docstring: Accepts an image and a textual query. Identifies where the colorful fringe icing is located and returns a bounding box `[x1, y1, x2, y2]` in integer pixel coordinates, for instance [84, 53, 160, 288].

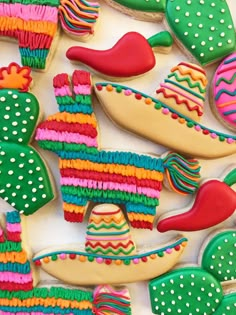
[0, 0, 100, 70]
[0, 210, 132, 315]
[36, 70, 201, 229]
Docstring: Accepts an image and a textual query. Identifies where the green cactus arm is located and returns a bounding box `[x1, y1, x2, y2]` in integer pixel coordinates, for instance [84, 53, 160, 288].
[223, 168, 236, 186]
[213, 293, 236, 315]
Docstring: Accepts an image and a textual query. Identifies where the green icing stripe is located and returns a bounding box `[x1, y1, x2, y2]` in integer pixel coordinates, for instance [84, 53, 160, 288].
[38, 141, 98, 155]
[87, 221, 127, 230]
[223, 168, 236, 186]
[10, 0, 60, 6]
[97, 82, 236, 141]
[0, 241, 22, 252]
[87, 228, 131, 236]
[216, 72, 236, 86]
[61, 186, 159, 206]
[86, 245, 136, 255]
[168, 72, 206, 93]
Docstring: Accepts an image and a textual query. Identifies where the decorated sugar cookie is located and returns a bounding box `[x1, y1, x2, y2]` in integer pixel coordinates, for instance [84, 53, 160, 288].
[0, 210, 132, 315]
[36, 69, 201, 229]
[0, 0, 100, 70]
[157, 165, 236, 232]
[165, 0, 235, 66]
[0, 63, 54, 215]
[211, 52, 236, 131]
[102, 0, 166, 22]
[66, 31, 173, 80]
[149, 229, 236, 314]
[33, 204, 188, 285]
[95, 61, 236, 159]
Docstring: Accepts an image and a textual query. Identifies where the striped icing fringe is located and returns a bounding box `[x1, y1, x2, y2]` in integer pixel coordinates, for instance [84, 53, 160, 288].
[0, 1, 58, 69]
[0, 211, 33, 292]
[36, 70, 201, 229]
[0, 284, 131, 315]
[59, 0, 100, 36]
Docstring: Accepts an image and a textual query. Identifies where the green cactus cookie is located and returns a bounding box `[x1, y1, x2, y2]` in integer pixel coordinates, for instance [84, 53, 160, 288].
[149, 229, 236, 315]
[0, 63, 54, 215]
[166, 0, 235, 66]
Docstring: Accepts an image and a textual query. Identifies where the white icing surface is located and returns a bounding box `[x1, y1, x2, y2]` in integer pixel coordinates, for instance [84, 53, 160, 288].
[0, 0, 236, 313]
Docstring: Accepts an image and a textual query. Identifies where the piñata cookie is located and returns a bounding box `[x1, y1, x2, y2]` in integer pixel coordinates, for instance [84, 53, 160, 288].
[211, 52, 236, 131]
[0, 63, 54, 215]
[0, 0, 100, 70]
[36, 69, 201, 229]
[165, 0, 235, 66]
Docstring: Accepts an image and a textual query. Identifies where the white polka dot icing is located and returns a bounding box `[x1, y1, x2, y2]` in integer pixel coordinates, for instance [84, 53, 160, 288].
[166, 0, 235, 65]
[201, 231, 236, 282]
[149, 267, 223, 314]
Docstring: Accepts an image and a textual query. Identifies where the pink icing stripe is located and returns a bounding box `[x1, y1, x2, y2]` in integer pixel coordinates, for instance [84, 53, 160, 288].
[74, 85, 91, 95]
[0, 3, 58, 22]
[60, 177, 160, 198]
[160, 83, 203, 107]
[36, 129, 98, 147]
[6, 223, 21, 233]
[54, 86, 72, 97]
[0, 271, 33, 283]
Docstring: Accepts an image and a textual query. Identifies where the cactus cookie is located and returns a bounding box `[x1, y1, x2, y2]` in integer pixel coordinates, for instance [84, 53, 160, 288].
[149, 229, 236, 314]
[165, 0, 235, 66]
[0, 63, 54, 215]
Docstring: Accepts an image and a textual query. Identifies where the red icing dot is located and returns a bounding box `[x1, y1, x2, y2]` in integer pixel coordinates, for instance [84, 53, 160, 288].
[135, 93, 142, 100]
[203, 129, 210, 135]
[105, 259, 112, 265]
[141, 256, 148, 262]
[171, 113, 178, 119]
[96, 84, 103, 91]
[35, 260, 41, 266]
[69, 253, 76, 259]
[174, 245, 181, 251]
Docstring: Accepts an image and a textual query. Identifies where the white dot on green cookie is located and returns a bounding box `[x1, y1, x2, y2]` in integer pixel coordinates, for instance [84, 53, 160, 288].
[197, 12, 201, 16]
[201, 41, 206, 46]
[4, 137, 8, 141]
[200, 53, 204, 57]
[209, 36, 213, 41]
[30, 116, 34, 120]
[209, 47, 214, 51]
[196, 309, 200, 313]
[160, 291, 164, 295]
[200, 0, 204, 3]
[0, 97, 6, 102]
[28, 170, 33, 174]
[185, 12, 190, 16]
[15, 112, 21, 117]
[184, 32, 188, 36]
[11, 202, 15, 207]
[12, 94, 18, 99]
[218, 263, 222, 267]
[18, 138, 23, 143]
[167, 308, 172, 313]
[161, 301, 165, 306]
[195, 34, 199, 38]
[36, 167, 41, 171]
[211, 2, 215, 6]
[19, 164, 24, 168]
[18, 176, 24, 180]
[22, 120, 27, 125]
[32, 197, 37, 202]
[7, 91, 12, 95]
[5, 106, 10, 111]
[12, 192, 16, 197]
[25, 107, 30, 112]
[25, 204, 29, 208]
[177, 310, 181, 313]
[39, 185, 44, 189]
[28, 181, 33, 185]
[191, 45, 196, 50]
[209, 14, 213, 19]
[39, 177, 43, 181]
[176, 6, 181, 10]
[229, 252, 233, 256]
[220, 32, 225, 38]
[0, 151, 5, 156]
[4, 197, 8, 201]
[42, 194, 47, 199]
[152, 286, 156, 290]
[3, 127, 8, 131]
[8, 170, 13, 175]
[220, 19, 224, 24]
[16, 185, 21, 189]
[23, 195, 27, 199]
[221, 9, 225, 13]
[32, 188, 37, 193]
[14, 103, 19, 107]
[22, 128, 27, 133]
[0, 189, 5, 193]
[198, 24, 203, 28]
[178, 296, 182, 300]
[228, 40, 232, 44]
[12, 122, 18, 126]
[6, 183, 11, 188]
[228, 25, 233, 29]
[29, 159, 34, 164]
[188, 23, 192, 27]
[26, 99, 31, 103]
[4, 115, 10, 120]
[12, 131, 18, 135]
[220, 255, 225, 259]
[20, 153, 25, 157]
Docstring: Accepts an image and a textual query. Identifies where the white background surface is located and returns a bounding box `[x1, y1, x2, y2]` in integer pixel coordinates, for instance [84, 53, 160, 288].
[1, 0, 236, 313]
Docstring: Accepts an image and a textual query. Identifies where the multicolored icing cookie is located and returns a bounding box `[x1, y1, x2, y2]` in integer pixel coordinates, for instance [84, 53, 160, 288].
[149, 229, 236, 314]
[157, 165, 236, 232]
[35, 69, 201, 229]
[0, 63, 54, 215]
[0, 210, 132, 315]
[211, 53, 236, 131]
[66, 31, 173, 80]
[103, 0, 166, 22]
[95, 61, 236, 159]
[33, 204, 188, 285]
[165, 0, 235, 66]
[0, 0, 100, 70]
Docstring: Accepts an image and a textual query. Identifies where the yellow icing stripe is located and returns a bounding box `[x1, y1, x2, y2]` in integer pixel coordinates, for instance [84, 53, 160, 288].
[63, 203, 85, 213]
[217, 100, 236, 108]
[128, 213, 155, 223]
[89, 214, 125, 224]
[0, 17, 57, 36]
[48, 112, 97, 127]
[59, 159, 164, 181]
[171, 65, 207, 86]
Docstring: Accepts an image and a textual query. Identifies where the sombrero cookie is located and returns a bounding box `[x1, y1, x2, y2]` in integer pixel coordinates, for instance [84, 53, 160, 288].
[95, 61, 236, 158]
[211, 52, 236, 131]
[33, 204, 188, 285]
